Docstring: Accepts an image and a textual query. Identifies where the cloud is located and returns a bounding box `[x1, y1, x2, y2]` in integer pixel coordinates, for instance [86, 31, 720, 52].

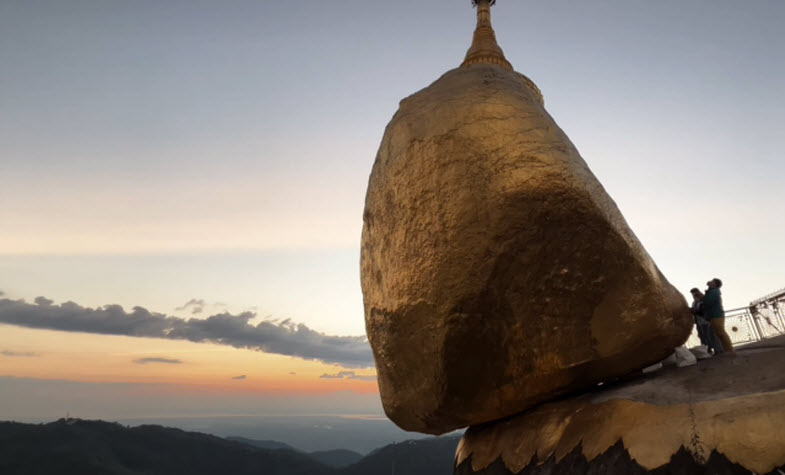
[320, 371, 377, 381]
[0, 297, 373, 367]
[231, 375, 247, 380]
[1, 350, 40, 357]
[175, 298, 206, 315]
[133, 357, 183, 365]
[34, 296, 53, 306]
[289, 372, 296, 376]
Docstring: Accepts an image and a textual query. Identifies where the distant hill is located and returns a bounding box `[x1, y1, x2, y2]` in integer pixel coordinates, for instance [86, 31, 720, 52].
[343, 435, 460, 475]
[308, 449, 364, 468]
[226, 436, 301, 452]
[0, 419, 334, 475]
[228, 436, 363, 468]
[0, 419, 460, 474]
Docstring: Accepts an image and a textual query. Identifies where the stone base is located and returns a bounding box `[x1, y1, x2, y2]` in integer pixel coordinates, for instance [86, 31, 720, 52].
[456, 442, 784, 474]
[455, 336, 785, 474]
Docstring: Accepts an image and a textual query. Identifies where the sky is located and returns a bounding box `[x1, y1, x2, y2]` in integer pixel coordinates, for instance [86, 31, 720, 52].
[1, 0, 784, 446]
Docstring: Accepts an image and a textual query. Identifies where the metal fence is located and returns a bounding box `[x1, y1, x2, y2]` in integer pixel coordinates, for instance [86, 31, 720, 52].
[684, 287, 785, 348]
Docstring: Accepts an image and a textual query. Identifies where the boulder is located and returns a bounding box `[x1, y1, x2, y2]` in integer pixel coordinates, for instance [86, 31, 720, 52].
[360, 63, 692, 434]
[455, 337, 785, 474]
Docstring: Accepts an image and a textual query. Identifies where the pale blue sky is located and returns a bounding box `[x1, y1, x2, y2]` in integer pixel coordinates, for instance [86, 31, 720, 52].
[2, 1, 784, 337]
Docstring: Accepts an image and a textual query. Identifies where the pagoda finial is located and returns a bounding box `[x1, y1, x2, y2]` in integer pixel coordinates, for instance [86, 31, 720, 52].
[461, 0, 512, 70]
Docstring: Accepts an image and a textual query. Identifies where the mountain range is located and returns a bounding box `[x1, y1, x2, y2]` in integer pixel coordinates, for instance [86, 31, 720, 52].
[226, 436, 364, 468]
[0, 419, 460, 474]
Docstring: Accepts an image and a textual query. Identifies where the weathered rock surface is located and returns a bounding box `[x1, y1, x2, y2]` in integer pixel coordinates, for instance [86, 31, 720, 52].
[360, 63, 693, 434]
[456, 444, 783, 475]
[456, 337, 785, 474]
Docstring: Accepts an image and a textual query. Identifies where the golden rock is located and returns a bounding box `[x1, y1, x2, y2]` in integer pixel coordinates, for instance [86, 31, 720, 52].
[360, 2, 692, 435]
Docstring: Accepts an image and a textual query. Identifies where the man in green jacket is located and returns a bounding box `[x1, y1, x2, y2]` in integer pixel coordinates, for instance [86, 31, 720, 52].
[704, 278, 735, 355]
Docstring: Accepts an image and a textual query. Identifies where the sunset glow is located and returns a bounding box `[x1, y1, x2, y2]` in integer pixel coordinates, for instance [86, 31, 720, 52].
[1, 1, 783, 447]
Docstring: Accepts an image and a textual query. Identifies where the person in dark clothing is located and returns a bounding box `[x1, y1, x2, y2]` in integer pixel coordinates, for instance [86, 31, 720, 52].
[690, 288, 710, 344]
[703, 278, 735, 355]
[690, 287, 721, 354]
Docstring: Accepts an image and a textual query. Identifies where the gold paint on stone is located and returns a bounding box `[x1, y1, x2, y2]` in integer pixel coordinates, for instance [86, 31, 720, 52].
[458, 392, 785, 474]
[517, 73, 544, 106]
[456, 343, 785, 474]
[361, 62, 691, 435]
[461, 0, 543, 104]
[461, 0, 512, 71]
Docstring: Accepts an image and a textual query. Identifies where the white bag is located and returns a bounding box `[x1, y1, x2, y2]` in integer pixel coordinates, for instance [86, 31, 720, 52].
[674, 345, 697, 367]
[661, 352, 678, 366]
[690, 345, 712, 360]
[642, 362, 663, 374]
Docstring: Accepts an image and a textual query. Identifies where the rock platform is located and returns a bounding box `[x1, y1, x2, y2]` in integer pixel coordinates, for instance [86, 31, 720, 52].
[455, 335, 785, 474]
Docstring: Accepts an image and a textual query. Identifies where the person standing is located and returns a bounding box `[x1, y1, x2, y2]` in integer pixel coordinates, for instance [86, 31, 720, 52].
[690, 288, 709, 344]
[703, 278, 735, 355]
[690, 287, 721, 354]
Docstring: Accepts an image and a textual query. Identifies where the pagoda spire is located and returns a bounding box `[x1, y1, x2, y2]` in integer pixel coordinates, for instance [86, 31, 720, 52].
[461, 0, 513, 70]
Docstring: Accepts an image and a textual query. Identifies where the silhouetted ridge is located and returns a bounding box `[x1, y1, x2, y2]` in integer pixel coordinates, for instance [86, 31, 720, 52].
[226, 436, 301, 452]
[308, 449, 364, 469]
[0, 419, 460, 475]
[343, 436, 460, 475]
[0, 419, 334, 475]
[227, 436, 364, 469]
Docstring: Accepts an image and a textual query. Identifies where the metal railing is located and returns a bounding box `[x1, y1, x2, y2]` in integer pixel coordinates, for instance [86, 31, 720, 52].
[684, 287, 785, 348]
